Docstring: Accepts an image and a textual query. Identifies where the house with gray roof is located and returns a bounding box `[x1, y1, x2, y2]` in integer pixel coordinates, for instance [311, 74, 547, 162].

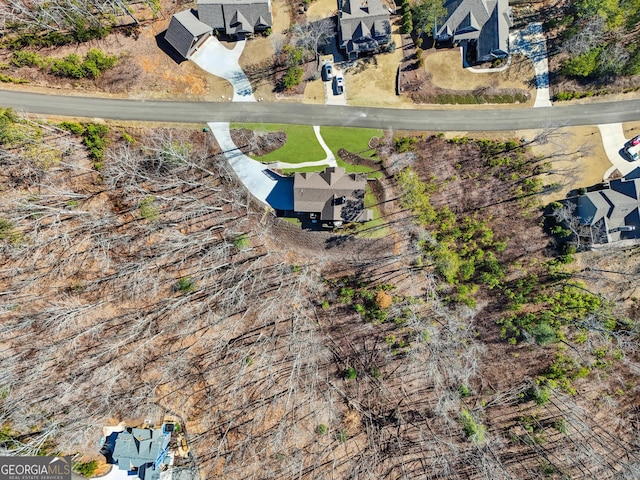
[435, 0, 512, 63]
[338, 0, 391, 60]
[574, 169, 640, 245]
[293, 166, 373, 226]
[197, 0, 272, 37]
[101, 426, 172, 480]
[165, 10, 213, 59]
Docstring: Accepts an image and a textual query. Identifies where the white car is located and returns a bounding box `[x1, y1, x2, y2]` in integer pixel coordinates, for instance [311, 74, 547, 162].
[334, 75, 344, 95]
[625, 135, 640, 161]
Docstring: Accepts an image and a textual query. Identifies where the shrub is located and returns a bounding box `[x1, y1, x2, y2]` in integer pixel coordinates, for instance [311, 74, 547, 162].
[563, 48, 600, 77]
[139, 196, 159, 221]
[531, 322, 556, 344]
[345, 367, 357, 380]
[401, 14, 413, 34]
[84, 48, 118, 77]
[0, 73, 28, 84]
[11, 50, 45, 68]
[0, 219, 17, 242]
[283, 66, 304, 89]
[60, 121, 85, 135]
[394, 136, 417, 152]
[315, 424, 327, 435]
[552, 418, 568, 434]
[459, 385, 471, 398]
[434, 247, 461, 284]
[50, 54, 85, 78]
[73, 460, 98, 477]
[459, 410, 486, 444]
[83, 123, 109, 161]
[176, 277, 196, 294]
[530, 385, 551, 405]
[233, 234, 250, 250]
[121, 132, 135, 144]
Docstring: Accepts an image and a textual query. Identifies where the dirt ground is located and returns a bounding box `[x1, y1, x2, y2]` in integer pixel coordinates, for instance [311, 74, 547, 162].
[345, 26, 415, 108]
[239, 0, 292, 101]
[425, 49, 535, 94]
[527, 126, 612, 202]
[306, 0, 339, 21]
[303, 76, 326, 104]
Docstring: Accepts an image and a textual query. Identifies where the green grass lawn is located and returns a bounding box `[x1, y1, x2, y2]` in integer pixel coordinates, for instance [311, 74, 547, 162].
[231, 123, 326, 164]
[356, 189, 388, 238]
[232, 123, 384, 177]
[321, 126, 382, 176]
[320, 126, 382, 159]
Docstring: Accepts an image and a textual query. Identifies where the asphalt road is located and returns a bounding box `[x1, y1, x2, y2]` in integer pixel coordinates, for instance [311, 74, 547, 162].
[2, 89, 640, 131]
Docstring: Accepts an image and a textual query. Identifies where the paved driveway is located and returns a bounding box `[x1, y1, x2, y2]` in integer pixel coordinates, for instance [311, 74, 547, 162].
[324, 65, 347, 106]
[208, 122, 293, 210]
[598, 123, 638, 179]
[191, 37, 255, 102]
[510, 23, 551, 108]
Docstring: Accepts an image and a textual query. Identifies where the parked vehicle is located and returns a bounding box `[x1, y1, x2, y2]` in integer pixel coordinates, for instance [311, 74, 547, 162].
[334, 75, 344, 95]
[625, 137, 640, 160]
[322, 63, 333, 81]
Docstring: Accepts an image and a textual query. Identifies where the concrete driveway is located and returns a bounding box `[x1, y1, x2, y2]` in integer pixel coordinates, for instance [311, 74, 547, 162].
[90, 465, 130, 479]
[599, 123, 638, 179]
[208, 122, 293, 210]
[191, 37, 255, 102]
[510, 23, 551, 108]
[324, 65, 347, 105]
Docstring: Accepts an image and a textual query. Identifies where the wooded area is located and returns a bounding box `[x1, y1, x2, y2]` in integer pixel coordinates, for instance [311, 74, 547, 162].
[1, 111, 639, 478]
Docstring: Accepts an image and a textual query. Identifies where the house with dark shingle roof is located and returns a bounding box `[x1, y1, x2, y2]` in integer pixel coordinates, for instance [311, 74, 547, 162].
[293, 166, 372, 226]
[574, 168, 640, 245]
[101, 426, 172, 480]
[338, 0, 391, 60]
[165, 10, 213, 59]
[435, 0, 512, 63]
[197, 0, 272, 38]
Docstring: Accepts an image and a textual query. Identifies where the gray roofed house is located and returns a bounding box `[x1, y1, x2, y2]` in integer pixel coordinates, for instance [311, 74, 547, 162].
[165, 10, 213, 59]
[293, 166, 373, 225]
[109, 426, 171, 480]
[436, 0, 512, 62]
[197, 0, 272, 37]
[575, 170, 640, 244]
[338, 0, 391, 60]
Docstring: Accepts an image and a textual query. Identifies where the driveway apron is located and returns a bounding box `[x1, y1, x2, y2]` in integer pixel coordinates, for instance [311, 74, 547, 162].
[191, 37, 255, 102]
[208, 122, 294, 210]
[510, 23, 551, 108]
[599, 123, 637, 179]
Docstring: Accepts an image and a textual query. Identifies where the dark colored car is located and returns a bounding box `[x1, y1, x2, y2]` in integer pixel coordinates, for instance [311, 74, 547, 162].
[322, 63, 333, 81]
